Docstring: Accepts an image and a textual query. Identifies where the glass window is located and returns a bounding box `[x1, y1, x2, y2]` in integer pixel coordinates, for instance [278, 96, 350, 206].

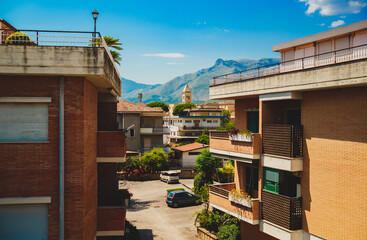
[207, 120, 212, 123]
[185, 120, 192, 123]
[213, 120, 218, 123]
[263, 168, 279, 194]
[129, 128, 135, 138]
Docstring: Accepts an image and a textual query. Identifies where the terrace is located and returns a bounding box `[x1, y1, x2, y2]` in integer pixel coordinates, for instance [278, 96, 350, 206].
[0, 29, 121, 96]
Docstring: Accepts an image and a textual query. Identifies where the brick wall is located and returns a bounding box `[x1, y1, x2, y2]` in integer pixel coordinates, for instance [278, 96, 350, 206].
[301, 87, 367, 239]
[0, 75, 100, 240]
[97, 131, 126, 157]
[97, 206, 125, 231]
[98, 102, 118, 131]
[82, 80, 98, 240]
[0, 75, 60, 239]
[240, 221, 277, 240]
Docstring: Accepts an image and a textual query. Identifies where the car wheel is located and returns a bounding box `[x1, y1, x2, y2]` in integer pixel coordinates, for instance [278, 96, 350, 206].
[173, 202, 178, 208]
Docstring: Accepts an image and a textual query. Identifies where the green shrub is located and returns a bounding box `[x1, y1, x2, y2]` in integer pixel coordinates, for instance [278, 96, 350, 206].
[195, 129, 209, 145]
[141, 148, 168, 172]
[5, 32, 35, 45]
[217, 224, 240, 240]
[217, 162, 234, 183]
[195, 209, 239, 234]
[172, 103, 196, 116]
[166, 188, 184, 194]
[122, 220, 141, 240]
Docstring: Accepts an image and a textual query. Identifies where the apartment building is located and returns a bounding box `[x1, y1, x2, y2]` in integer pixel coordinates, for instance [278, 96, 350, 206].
[0, 24, 128, 239]
[164, 107, 224, 143]
[117, 100, 165, 154]
[208, 20, 367, 240]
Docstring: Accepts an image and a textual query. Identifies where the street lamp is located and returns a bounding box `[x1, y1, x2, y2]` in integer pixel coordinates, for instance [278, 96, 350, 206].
[92, 9, 99, 38]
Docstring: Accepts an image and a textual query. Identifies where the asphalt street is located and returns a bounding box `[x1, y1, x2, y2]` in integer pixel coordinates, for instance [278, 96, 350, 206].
[125, 179, 203, 240]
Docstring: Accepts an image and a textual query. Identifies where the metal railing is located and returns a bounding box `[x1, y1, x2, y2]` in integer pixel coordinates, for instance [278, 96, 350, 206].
[210, 43, 367, 86]
[210, 130, 230, 140]
[209, 183, 235, 198]
[0, 29, 102, 46]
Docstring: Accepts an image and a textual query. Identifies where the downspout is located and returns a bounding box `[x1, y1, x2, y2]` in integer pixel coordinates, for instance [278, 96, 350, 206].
[59, 76, 65, 240]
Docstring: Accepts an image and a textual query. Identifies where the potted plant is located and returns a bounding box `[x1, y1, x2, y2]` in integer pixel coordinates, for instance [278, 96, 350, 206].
[229, 189, 252, 208]
[228, 129, 253, 142]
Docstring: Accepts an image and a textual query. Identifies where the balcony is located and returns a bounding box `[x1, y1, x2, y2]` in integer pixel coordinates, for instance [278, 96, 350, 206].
[0, 29, 121, 96]
[209, 184, 259, 224]
[140, 127, 169, 134]
[261, 190, 302, 231]
[97, 131, 126, 162]
[262, 124, 303, 172]
[97, 206, 126, 237]
[209, 44, 367, 100]
[210, 131, 261, 162]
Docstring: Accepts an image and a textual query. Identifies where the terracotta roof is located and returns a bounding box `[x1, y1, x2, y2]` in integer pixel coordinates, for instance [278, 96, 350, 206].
[172, 142, 209, 152]
[117, 100, 163, 113]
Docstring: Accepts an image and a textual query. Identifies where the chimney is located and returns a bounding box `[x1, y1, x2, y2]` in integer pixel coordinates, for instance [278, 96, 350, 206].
[138, 93, 143, 103]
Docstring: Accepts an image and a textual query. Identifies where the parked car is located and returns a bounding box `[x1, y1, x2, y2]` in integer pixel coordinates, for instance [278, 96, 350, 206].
[166, 190, 198, 208]
[160, 171, 179, 183]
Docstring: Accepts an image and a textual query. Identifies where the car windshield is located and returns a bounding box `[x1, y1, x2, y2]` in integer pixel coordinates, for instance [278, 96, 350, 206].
[167, 192, 174, 198]
[169, 173, 178, 176]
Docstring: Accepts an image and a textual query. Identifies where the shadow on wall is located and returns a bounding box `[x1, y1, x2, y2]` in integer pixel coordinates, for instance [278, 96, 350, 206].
[138, 229, 154, 240]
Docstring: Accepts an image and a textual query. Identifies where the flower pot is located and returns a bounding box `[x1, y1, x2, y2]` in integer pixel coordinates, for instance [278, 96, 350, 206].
[229, 194, 252, 208]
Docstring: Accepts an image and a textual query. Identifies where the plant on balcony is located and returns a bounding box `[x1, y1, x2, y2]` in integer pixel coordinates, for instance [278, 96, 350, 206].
[228, 129, 253, 142]
[229, 189, 252, 208]
[5, 32, 36, 45]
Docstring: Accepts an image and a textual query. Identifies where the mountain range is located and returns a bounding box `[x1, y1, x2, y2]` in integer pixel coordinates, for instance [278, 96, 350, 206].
[120, 58, 280, 103]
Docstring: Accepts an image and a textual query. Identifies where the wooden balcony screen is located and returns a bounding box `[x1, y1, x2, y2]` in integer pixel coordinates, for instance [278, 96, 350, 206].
[209, 184, 234, 198]
[261, 190, 302, 230]
[262, 124, 303, 158]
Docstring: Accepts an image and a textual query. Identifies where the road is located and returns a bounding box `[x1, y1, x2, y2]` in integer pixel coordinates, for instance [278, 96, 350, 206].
[125, 179, 203, 240]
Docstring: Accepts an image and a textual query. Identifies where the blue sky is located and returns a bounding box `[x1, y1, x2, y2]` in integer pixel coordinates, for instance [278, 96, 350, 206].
[1, 0, 366, 84]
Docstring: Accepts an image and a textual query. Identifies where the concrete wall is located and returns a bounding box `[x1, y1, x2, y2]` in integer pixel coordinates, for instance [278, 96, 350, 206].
[181, 149, 202, 169]
[301, 87, 367, 240]
[123, 113, 141, 151]
[210, 59, 367, 100]
[141, 116, 162, 128]
[0, 45, 121, 96]
[140, 135, 163, 149]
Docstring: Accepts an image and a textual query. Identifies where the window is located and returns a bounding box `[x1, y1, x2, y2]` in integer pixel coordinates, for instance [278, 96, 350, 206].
[263, 168, 279, 194]
[185, 120, 192, 123]
[129, 128, 135, 138]
[188, 152, 200, 155]
[207, 120, 212, 123]
[209, 112, 212, 116]
[216, 113, 220, 116]
[0, 102, 49, 142]
[213, 120, 218, 123]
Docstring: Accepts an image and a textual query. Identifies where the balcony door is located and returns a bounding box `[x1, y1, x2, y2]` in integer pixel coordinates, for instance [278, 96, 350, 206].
[287, 109, 301, 126]
[247, 111, 259, 133]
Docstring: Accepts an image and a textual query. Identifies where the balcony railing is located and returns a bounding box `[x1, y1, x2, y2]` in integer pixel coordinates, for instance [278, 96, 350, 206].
[0, 29, 121, 90]
[210, 44, 367, 86]
[209, 183, 260, 224]
[261, 190, 302, 230]
[262, 124, 303, 158]
[210, 131, 261, 157]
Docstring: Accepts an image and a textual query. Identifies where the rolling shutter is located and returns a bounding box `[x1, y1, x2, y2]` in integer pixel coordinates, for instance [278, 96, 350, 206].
[0, 204, 48, 239]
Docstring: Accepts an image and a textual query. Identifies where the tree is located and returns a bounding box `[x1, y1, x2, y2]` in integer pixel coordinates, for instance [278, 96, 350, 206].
[146, 101, 169, 112]
[103, 36, 123, 65]
[172, 103, 196, 116]
[195, 129, 209, 145]
[195, 149, 221, 183]
[141, 148, 168, 171]
[221, 110, 231, 126]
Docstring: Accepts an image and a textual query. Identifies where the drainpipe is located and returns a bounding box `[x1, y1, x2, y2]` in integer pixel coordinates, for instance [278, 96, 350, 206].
[59, 76, 65, 240]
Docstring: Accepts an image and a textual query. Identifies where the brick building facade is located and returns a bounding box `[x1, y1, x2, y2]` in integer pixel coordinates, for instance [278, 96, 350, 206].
[208, 20, 367, 240]
[0, 25, 127, 239]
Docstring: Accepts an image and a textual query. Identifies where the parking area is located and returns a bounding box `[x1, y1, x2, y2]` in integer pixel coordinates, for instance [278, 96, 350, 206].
[125, 179, 203, 240]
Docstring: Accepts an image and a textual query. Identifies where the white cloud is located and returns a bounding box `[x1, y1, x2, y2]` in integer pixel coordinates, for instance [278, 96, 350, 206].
[299, 0, 367, 16]
[330, 19, 346, 27]
[142, 53, 185, 58]
[166, 63, 184, 65]
[319, 23, 326, 26]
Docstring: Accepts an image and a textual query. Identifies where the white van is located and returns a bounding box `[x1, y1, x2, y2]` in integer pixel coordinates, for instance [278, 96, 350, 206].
[160, 171, 179, 183]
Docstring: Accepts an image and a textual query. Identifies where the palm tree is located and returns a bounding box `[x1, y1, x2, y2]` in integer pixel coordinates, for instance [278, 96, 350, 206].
[103, 36, 123, 65]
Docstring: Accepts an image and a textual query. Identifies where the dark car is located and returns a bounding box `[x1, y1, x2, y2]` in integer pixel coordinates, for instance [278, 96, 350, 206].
[166, 190, 198, 208]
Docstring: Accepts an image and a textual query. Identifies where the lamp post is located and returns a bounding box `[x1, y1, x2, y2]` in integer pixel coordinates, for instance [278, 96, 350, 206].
[92, 9, 99, 38]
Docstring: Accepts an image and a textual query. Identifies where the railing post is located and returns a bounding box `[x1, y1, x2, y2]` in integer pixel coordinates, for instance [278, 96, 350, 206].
[290, 125, 294, 158]
[36, 31, 39, 46]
